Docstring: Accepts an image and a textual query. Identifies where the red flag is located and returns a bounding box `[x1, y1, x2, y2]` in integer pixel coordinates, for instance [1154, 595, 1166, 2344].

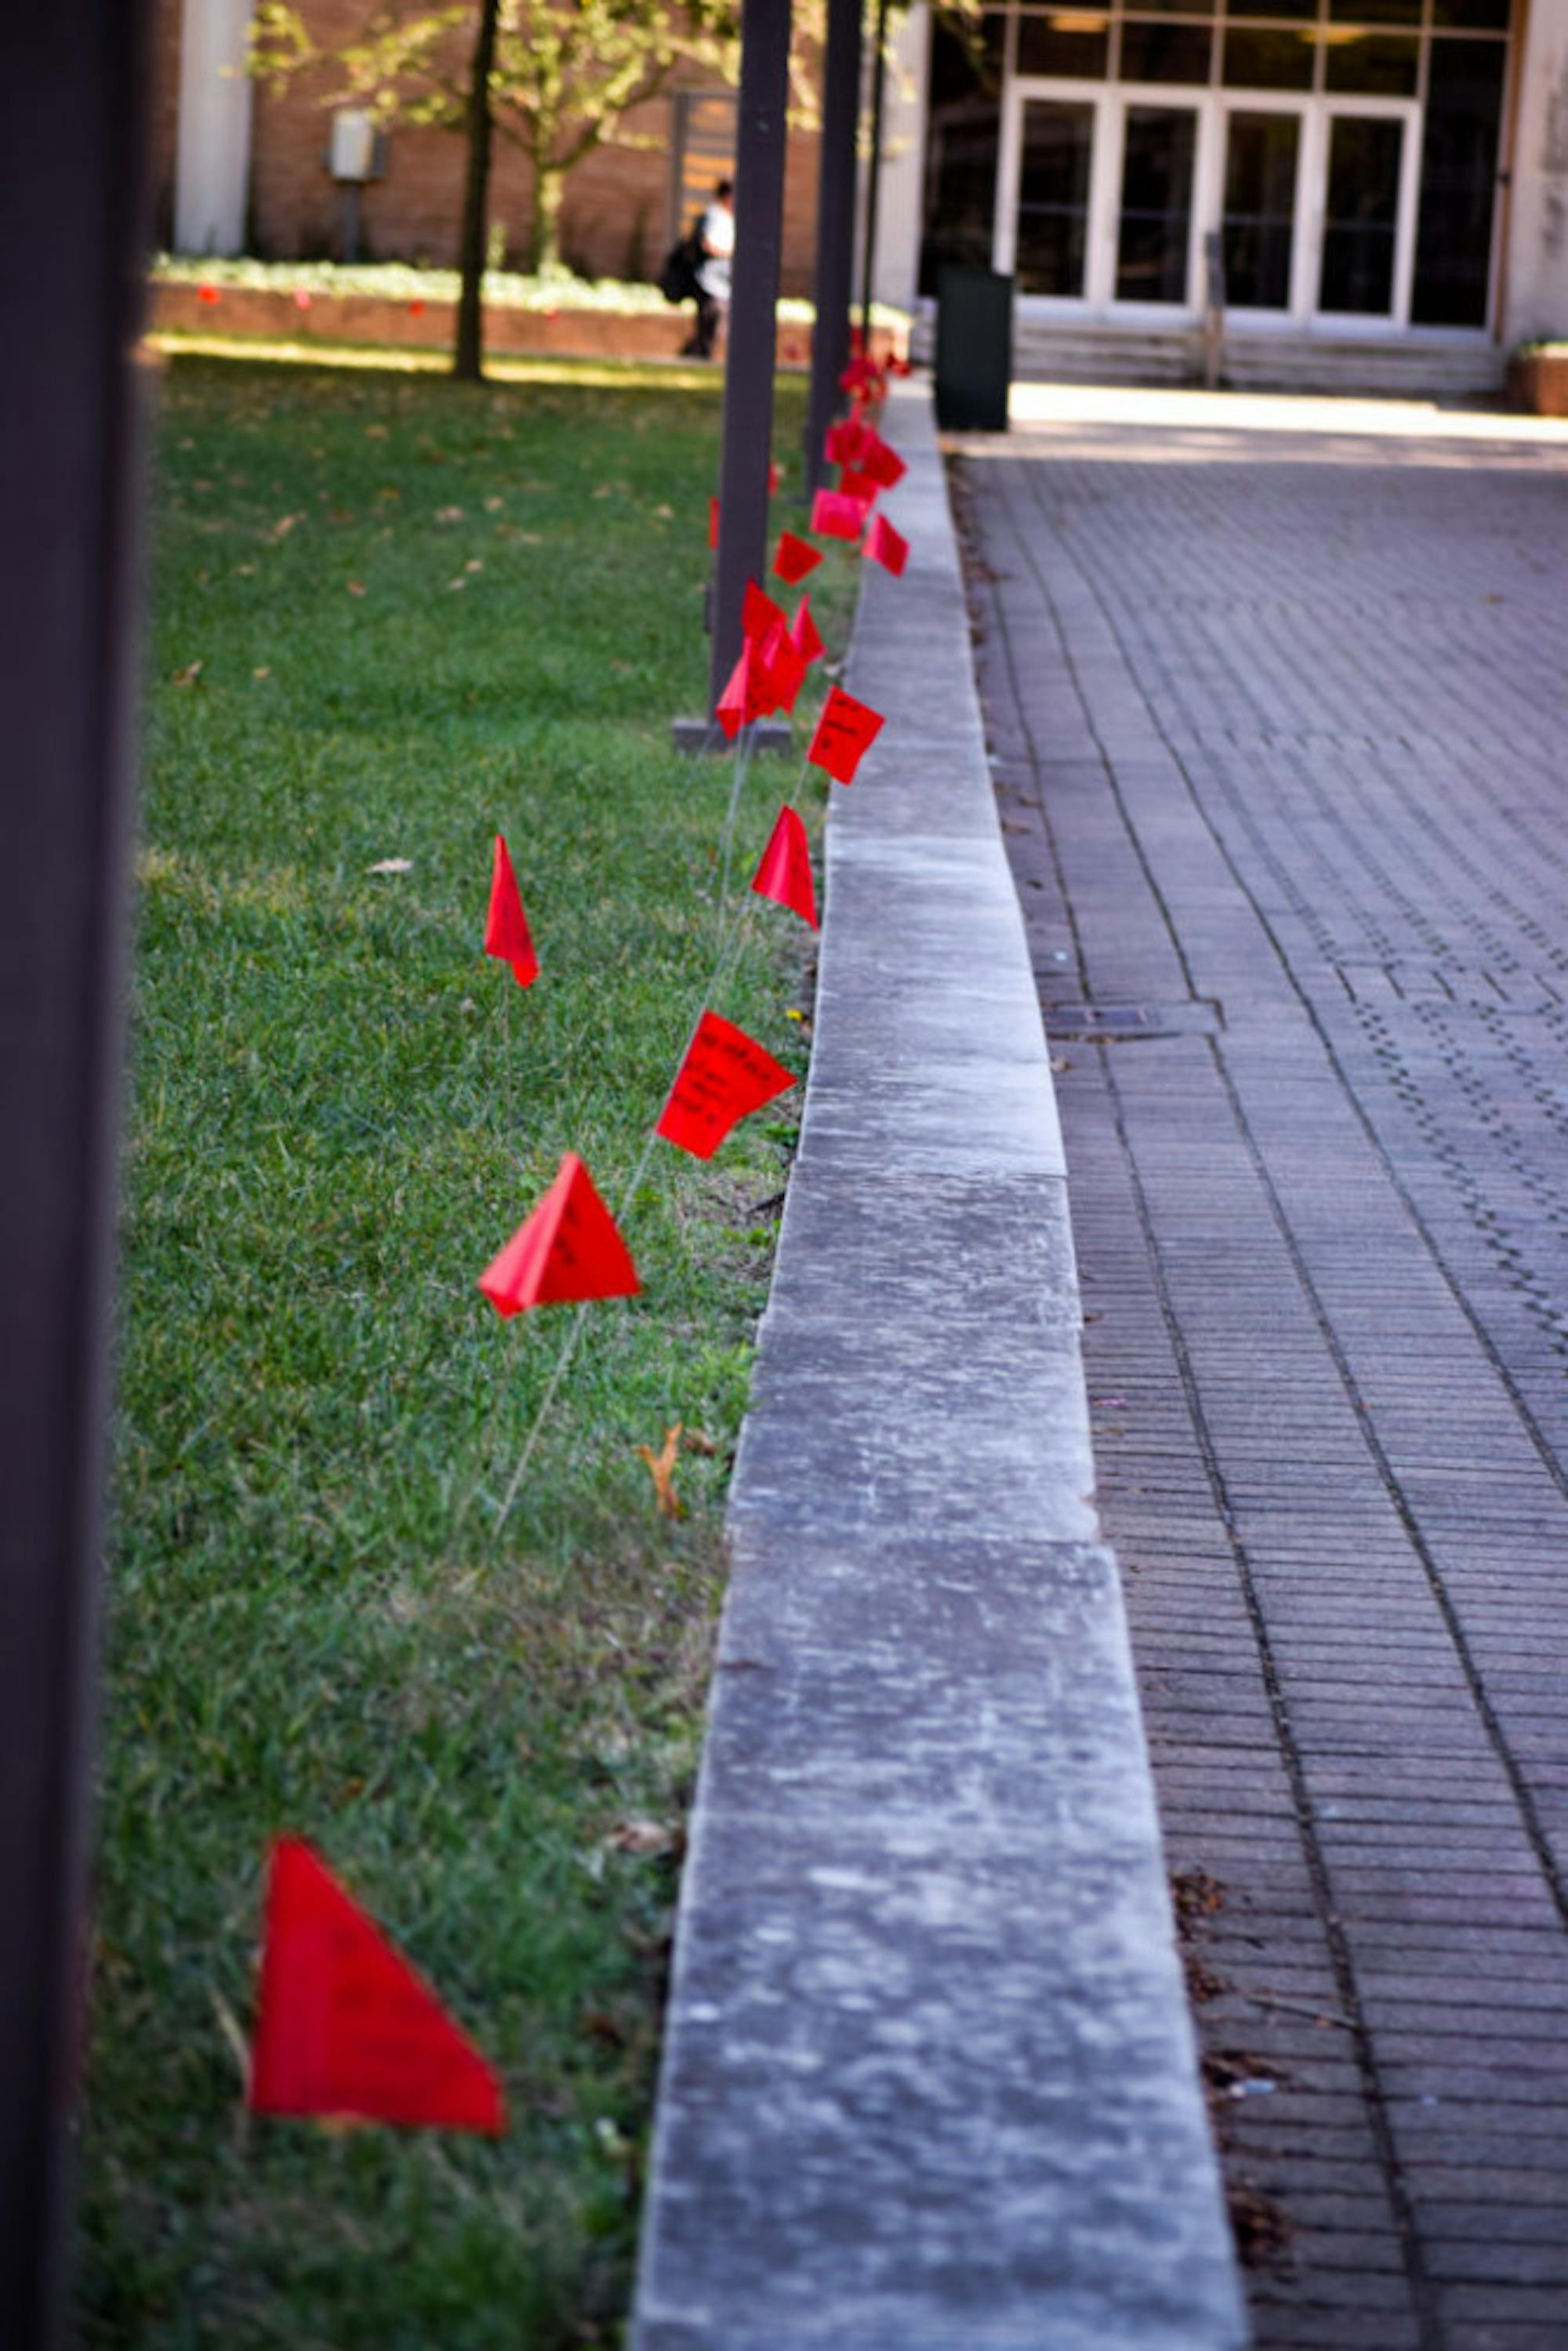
[197, 282, 220, 306]
[742, 577, 788, 645]
[838, 466, 883, 509]
[773, 530, 822, 586]
[478, 1153, 639, 1317]
[864, 511, 909, 579]
[859, 432, 908, 490]
[789, 594, 824, 667]
[825, 416, 868, 468]
[707, 495, 720, 551]
[810, 488, 868, 543]
[483, 833, 539, 988]
[751, 805, 818, 929]
[656, 1011, 796, 1161]
[249, 1839, 506, 2134]
[768, 459, 782, 495]
[759, 619, 808, 716]
[888, 353, 913, 378]
[808, 685, 884, 785]
[840, 354, 880, 395]
[717, 640, 767, 738]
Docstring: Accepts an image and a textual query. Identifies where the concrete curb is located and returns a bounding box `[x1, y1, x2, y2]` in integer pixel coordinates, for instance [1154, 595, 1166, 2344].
[630, 385, 1247, 2351]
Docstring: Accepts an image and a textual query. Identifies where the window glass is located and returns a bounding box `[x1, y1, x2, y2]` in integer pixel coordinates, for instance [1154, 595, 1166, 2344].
[1223, 27, 1314, 85]
[1117, 105, 1200, 298]
[1412, 38, 1506, 323]
[919, 13, 1002, 296]
[1319, 113, 1403, 310]
[1431, 0, 1510, 27]
[1016, 100, 1097, 294]
[1223, 110, 1301, 303]
[1323, 31, 1420, 91]
[1328, 0, 1421, 22]
[1120, 19, 1215, 78]
[1016, 13, 1112, 75]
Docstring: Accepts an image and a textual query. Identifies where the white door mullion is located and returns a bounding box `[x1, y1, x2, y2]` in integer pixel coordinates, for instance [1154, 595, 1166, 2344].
[995, 81, 1023, 278]
[1089, 91, 1123, 309]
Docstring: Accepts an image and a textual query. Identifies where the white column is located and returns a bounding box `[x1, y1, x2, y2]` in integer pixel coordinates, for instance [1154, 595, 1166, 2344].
[1502, 0, 1568, 343]
[173, 0, 255, 256]
[873, 1, 931, 311]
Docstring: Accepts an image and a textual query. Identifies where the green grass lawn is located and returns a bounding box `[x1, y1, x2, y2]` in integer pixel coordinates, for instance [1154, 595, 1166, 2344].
[80, 350, 849, 2348]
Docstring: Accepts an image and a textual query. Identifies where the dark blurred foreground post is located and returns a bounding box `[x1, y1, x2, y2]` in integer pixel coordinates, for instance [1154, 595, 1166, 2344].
[858, 0, 890, 357]
[707, 0, 794, 714]
[802, 0, 864, 498]
[0, 4, 154, 2342]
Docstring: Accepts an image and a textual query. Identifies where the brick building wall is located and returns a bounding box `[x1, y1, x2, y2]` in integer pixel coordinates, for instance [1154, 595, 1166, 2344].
[156, 0, 824, 294]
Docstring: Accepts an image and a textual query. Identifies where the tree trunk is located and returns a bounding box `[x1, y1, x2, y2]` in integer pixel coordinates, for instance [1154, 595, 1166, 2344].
[454, 0, 501, 383]
[532, 165, 565, 274]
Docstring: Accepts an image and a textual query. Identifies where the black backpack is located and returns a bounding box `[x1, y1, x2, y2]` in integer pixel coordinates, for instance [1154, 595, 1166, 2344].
[658, 225, 703, 305]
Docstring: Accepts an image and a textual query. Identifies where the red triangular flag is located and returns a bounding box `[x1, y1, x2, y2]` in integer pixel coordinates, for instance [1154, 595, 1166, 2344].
[825, 416, 868, 468]
[810, 488, 868, 543]
[837, 465, 882, 508]
[858, 432, 907, 490]
[864, 511, 909, 579]
[773, 530, 822, 586]
[751, 805, 818, 929]
[249, 1839, 506, 2134]
[707, 495, 720, 550]
[716, 640, 767, 738]
[478, 1153, 639, 1317]
[888, 353, 913, 378]
[807, 685, 884, 785]
[656, 1011, 796, 1161]
[789, 594, 824, 667]
[759, 618, 808, 716]
[742, 577, 788, 645]
[483, 833, 539, 988]
[840, 354, 879, 395]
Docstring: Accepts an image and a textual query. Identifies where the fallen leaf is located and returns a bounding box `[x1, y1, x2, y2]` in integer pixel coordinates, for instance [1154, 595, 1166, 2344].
[464, 557, 485, 573]
[347, 579, 366, 597]
[252, 666, 271, 681]
[637, 1423, 684, 1518]
[366, 858, 412, 875]
[484, 495, 504, 512]
[363, 423, 390, 439]
[434, 504, 465, 524]
[682, 1428, 720, 1457]
[264, 512, 304, 542]
[445, 576, 467, 592]
[376, 485, 401, 502]
[604, 1819, 675, 1856]
[169, 659, 204, 687]
[234, 562, 256, 577]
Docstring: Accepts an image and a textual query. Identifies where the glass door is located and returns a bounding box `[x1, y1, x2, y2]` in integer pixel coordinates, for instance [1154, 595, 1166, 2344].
[1316, 105, 1421, 324]
[1014, 98, 1097, 299]
[1113, 103, 1202, 308]
[1219, 106, 1305, 315]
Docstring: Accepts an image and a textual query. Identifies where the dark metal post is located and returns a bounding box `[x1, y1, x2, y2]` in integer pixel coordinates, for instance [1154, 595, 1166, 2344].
[0, 3, 153, 2342]
[803, 0, 865, 496]
[709, 0, 794, 714]
[858, 0, 891, 360]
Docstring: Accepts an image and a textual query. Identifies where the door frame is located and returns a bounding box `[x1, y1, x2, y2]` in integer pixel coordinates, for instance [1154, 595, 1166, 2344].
[1309, 95, 1423, 332]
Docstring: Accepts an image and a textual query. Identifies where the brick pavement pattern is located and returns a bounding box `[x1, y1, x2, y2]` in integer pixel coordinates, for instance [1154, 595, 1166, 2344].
[957, 403, 1568, 2351]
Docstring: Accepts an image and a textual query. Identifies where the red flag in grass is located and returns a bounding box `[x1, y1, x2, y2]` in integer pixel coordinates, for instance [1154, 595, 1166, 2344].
[657, 1011, 796, 1160]
[479, 1152, 639, 1317]
[864, 511, 909, 579]
[707, 495, 720, 550]
[840, 354, 880, 395]
[810, 488, 868, 543]
[773, 530, 822, 586]
[249, 1839, 506, 2135]
[837, 465, 882, 508]
[483, 833, 539, 988]
[752, 805, 818, 929]
[742, 577, 788, 645]
[825, 415, 868, 468]
[859, 432, 907, 490]
[758, 619, 808, 716]
[717, 640, 767, 738]
[808, 685, 884, 785]
[789, 594, 824, 667]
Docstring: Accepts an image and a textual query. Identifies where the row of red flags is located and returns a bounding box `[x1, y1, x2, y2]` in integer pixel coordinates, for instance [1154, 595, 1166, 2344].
[251, 358, 909, 2135]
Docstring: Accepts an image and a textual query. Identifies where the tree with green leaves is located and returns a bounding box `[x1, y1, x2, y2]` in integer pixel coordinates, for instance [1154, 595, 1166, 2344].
[252, 0, 766, 378]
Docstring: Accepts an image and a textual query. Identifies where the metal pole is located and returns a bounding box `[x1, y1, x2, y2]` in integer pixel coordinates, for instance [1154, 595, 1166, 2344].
[0, 4, 153, 2342]
[710, 0, 794, 715]
[803, 0, 865, 496]
[858, 0, 890, 361]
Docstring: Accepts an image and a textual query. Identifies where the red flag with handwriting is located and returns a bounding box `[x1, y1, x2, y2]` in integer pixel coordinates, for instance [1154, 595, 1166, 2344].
[825, 416, 868, 468]
[717, 640, 768, 737]
[789, 594, 824, 667]
[810, 488, 869, 543]
[752, 805, 818, 929]
[249, 1839, 506, 2134]
[742, 578, 788, 645]
[657, 1011, 796, 1161]
[859, 432, 908, 490]
[478, 1153, 639, 1317]
[773, 530, 822, 586]
[808, 686, 884, 785]
[483, 833, 539, 988]
[864, 511, 909, 579]
[758, 619, 808, 715]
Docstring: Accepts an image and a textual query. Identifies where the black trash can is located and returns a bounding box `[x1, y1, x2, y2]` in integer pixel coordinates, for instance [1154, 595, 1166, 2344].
[934, 265, 1013, 432]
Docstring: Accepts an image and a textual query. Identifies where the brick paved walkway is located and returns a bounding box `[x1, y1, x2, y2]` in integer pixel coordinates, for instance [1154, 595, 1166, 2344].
[957, 394, 1568, 2351]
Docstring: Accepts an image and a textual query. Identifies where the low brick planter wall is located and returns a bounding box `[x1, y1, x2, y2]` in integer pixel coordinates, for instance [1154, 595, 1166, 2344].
[1508, 350, 1568, 415]
[148, 281, 909, 371]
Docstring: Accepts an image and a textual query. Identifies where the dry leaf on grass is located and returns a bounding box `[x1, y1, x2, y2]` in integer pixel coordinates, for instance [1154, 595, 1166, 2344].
[169, 659, 204, 687]
[366, 858, 412, 876]
[346, 579, 366, 597]
[637, 1423, 685, 1518]
[434, 504, 465, 524]
[604, 1819, 676, 1857]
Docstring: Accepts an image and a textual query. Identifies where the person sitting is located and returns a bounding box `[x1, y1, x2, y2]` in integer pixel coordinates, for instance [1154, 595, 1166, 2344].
[682, 178, 734, 361]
